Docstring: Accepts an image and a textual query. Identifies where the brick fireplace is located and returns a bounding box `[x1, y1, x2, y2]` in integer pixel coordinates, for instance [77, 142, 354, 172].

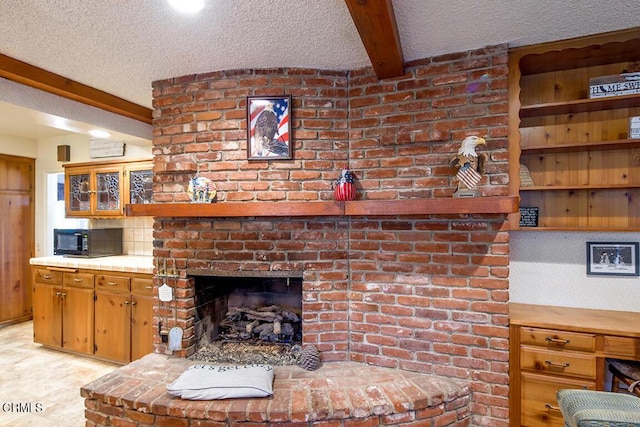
[147, 44, 512, 425]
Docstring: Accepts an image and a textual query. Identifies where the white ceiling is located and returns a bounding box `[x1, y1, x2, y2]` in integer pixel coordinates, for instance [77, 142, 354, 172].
[0, 0, 639, 140]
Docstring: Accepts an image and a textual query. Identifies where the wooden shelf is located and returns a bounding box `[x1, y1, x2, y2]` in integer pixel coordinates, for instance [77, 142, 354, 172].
[126, 201, 343, 217]
[519, 94, 640, 119]
[521, 139, 640, 155]
[344, 197, 519, 216]
[521, 184, 640, 191]
[125, 196, 519, 218]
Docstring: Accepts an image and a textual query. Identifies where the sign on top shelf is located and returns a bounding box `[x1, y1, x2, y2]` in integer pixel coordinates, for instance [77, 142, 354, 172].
[589, 72, 640, 98]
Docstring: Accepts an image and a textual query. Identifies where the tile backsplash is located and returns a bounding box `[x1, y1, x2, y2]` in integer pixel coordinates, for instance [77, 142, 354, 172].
[90, 217, 153, 256]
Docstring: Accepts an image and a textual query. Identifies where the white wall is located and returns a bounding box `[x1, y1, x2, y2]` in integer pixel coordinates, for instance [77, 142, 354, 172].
[510, 231, 640, 313]
[0, 133, 37, 158]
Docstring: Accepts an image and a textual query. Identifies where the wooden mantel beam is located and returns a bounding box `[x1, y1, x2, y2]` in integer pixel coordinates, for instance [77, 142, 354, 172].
[0, 53, 152, 124]
[344, 0, 405, 79]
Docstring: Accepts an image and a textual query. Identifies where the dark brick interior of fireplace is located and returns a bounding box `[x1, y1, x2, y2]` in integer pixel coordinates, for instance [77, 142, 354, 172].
[193, 276, 303, 349]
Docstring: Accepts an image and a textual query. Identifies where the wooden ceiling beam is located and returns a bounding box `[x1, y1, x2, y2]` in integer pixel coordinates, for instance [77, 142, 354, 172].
[344, 0, 405, 79]
[0, 53, 152, 124]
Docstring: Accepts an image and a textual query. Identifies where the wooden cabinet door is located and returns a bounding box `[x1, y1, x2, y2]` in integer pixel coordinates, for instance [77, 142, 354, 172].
[131, 294, 154, 361]
[0, 155, 34, 325]
[61, 286, 94, 354]
[32, 284, 62, 347]
[94, 291, 131, 363]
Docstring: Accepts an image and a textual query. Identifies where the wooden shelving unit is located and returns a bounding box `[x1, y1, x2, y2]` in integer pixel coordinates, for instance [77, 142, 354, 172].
[125, 196, 519, 218]
[508, 28, 640, 231]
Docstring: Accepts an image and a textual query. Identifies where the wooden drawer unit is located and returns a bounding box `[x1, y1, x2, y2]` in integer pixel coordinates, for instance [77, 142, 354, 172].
[521, 346, 596, 380]
[604, 336, 640, 359]
[521, 372, 595, 427]
[96, 274, 130, 293]
[33, 268, 63, 285]
[520, 327, 596, 352]
[131, 277, 153, 296]
[63, 272, 94, 289]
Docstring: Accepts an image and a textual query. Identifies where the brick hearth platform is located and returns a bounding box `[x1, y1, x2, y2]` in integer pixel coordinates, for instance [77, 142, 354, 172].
[81, 354, 470, 426]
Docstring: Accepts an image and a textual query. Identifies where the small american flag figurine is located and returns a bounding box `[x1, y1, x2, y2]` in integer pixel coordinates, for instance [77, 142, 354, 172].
[334, 167, 357, 201]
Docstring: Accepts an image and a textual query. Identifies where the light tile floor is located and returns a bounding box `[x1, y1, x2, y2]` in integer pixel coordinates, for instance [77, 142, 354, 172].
[0, 321, 118, 427]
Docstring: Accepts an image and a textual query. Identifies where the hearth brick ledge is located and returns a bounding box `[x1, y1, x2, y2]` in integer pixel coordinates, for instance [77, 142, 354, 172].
[81, 353, 471, 426]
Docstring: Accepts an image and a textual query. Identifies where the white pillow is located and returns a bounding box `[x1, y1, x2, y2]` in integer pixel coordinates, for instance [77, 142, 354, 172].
[167, 364, 274, 400]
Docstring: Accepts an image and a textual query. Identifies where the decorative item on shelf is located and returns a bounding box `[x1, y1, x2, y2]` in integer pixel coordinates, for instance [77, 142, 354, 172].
[519, 163, 534, 187]
[589, 72, 640, 99]
[519, 207, 539, 227]
[188, 175, 217, 203]
[630, 116, 640, 139]
[449, 135, 487, 198]
[334, 167, 357, 201]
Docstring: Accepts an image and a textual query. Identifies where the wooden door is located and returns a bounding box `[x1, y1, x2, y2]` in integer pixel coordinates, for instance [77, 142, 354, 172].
[61, 286, 94, 354]
[32, 284, 62, 347]
[131, 294, 153, 361]
[0, 154, 35, 325]
[94, 291, 131, 362]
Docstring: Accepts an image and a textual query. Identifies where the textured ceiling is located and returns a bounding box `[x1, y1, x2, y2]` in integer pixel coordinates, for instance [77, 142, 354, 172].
[0, 0, 639, 139]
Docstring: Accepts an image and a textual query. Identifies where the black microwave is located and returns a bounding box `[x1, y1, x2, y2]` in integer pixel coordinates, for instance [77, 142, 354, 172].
[53, 228, 123, 257]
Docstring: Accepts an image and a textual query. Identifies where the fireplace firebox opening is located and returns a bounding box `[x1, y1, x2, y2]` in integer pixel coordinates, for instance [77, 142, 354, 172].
[189, 274, 304, 365]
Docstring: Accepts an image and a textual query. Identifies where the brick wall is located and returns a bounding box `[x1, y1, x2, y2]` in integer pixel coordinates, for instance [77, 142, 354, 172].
[151, 44, 510, 426]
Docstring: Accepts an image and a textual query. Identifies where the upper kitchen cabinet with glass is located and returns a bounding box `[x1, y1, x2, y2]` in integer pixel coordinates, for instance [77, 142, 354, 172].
[64, 159, 153, 218]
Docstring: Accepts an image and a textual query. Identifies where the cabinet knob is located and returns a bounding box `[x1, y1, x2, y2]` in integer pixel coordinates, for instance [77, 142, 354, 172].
[55, 291, 62, 297]
[123, 301, 130, 305]
[545, 360, 570, 368]
[545, 336, 570, 345]
[60, 292, 67, 297]
[131, 301, 137, 306]
[544, 403, 560, 411]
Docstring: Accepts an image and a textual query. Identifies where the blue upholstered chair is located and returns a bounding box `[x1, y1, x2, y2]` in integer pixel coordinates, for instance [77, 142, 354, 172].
[557, 389, 640, 427]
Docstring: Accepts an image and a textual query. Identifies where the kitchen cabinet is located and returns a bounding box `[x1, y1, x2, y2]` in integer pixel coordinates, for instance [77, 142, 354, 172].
[64, 159, 152, 218]
[93, 272, 155, 363]
[510, 303, 640, 427]
[508, 28, 640, 230]
[33, 267, 94, 355]
[32, 264, 153, 364]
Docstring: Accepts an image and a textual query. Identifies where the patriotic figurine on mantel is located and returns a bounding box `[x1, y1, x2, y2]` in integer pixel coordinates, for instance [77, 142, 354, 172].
[449, 135, 487, 198]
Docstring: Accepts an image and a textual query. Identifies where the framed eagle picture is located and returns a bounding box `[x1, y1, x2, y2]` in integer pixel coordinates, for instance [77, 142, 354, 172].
[247, 95, 292, 160]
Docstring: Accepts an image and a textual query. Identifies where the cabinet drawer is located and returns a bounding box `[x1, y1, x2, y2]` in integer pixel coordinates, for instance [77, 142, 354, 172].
[34, 268, 63, 285]
[62, 272, 94, 289]
[131, 277, 153, 296]
[604, 336, 640, 359]
[96, 274, 130, 293]
[521, 346, 596, 379]
[520, 327, 596, 352]
[521, 372, 595, 427]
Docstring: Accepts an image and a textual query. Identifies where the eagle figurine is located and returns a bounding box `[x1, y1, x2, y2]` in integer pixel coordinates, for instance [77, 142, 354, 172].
[449, 136, 487, 197]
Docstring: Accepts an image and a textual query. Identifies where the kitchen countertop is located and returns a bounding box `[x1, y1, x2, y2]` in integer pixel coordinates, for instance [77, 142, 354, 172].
[30, 255, 154, 274]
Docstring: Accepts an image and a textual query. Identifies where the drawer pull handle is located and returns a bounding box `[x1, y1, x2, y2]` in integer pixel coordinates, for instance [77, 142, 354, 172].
[145, 285, 153, 289]
[545, 360, 570, 368]
[545, 337, 570, 345]
[42, 274, 53, 279]
[107, 281, 118, 286]
[545, 403, 560, 411]
[73, 278, 83, 283]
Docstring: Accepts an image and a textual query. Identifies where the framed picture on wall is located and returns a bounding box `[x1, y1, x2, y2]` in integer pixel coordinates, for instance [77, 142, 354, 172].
[247, 95, 292, 160]
[586, 242, 640, 276]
